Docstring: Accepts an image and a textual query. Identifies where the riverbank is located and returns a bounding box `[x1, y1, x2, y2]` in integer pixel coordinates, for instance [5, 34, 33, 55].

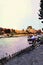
[0, 44, 33, 65]
[0, 35, 43, 65]
[0, 43, 43, 65]
[0, 33, 43, 38]
[4, 44, 43, 65]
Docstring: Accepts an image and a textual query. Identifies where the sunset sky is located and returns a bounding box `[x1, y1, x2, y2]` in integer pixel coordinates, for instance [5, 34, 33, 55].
[0, 0, 42, 30]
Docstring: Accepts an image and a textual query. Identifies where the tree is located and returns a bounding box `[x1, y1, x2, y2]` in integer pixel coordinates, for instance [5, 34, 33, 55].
[0, 27, 3, 31]
[26, 30, 31, 34]
[4, 29, 11, 33]
[27, 26, 32, 29]
[22, 29, 24, 31]
[36, 29, 41, 34]
[39, 0, 43, 19]
[0, 27, 3, 35]
[11, 29, 16, 34]
[26, 26, 33, 34]
[39, 0, 43, 30]
[42, 28, 43, 30]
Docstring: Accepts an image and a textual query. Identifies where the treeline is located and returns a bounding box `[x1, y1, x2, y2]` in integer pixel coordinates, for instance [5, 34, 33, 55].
[0, 26, 42, 36]
[0, 27, 16, 35]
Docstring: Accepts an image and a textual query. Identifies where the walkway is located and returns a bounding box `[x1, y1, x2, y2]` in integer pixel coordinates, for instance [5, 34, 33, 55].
[5, 44, 43, 65]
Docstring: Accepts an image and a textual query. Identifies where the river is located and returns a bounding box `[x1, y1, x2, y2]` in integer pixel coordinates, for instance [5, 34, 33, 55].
[0, 36, 32, 59]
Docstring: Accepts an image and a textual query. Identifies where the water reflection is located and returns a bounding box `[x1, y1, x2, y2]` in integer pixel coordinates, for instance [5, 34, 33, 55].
[0, 36, 31, 59]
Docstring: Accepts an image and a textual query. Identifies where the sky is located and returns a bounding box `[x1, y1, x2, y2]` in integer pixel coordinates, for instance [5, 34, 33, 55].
[0, 0, 43, 30]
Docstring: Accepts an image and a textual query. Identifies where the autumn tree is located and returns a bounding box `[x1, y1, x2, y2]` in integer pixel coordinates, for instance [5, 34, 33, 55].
[26, 26, 32, 34]
[27, 26, 32, 29]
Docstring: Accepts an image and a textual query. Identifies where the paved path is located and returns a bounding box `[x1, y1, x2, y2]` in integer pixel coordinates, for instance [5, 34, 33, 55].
[5, 45, 43, 65]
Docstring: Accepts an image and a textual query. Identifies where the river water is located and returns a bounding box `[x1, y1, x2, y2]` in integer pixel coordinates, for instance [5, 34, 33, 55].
[0, 36, 32, 59]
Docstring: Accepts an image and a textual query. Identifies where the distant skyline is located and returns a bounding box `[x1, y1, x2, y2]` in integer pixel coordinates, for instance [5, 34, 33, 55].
[0, 0, 42, 30]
